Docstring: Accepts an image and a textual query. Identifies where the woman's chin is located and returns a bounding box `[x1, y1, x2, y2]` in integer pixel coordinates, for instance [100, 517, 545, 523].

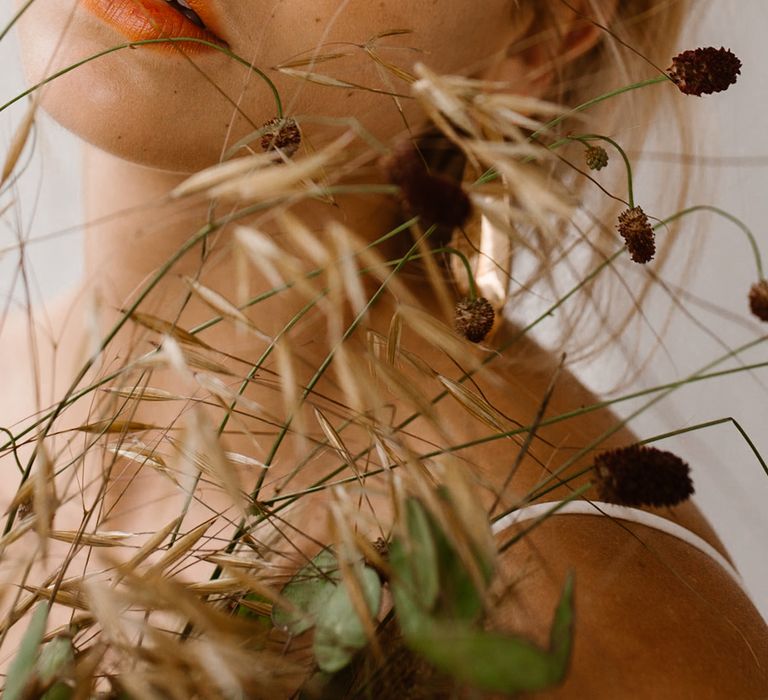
[38, 88, 230, 173]
[37, 85, 233, 173]
[16, 9, 265, 172]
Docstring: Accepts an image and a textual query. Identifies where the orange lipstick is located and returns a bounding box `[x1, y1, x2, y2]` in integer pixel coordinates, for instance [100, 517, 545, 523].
[81, 0, 225, 53]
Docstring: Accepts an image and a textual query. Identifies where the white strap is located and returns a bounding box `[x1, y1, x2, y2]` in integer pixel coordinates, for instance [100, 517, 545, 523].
[491, 500, 742, 586]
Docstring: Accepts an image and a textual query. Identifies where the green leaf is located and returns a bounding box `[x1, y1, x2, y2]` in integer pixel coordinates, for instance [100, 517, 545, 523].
[389, 537, 431, 639]
[385, 496, 442, 628]
[548, 571, 575, 669]
[38, 636, 75, 700]
[432, 520, 484, 622]
[402, 498, 439, 610]
[40, 682, 74, 700]
[273, 549, 340, 636]
[397, 573, 576, 694]
[37, 637, 74, 685]
[392, 496, 489, 625]
[406, 623, 562, 693]
[3, 603, 49, 700]
[313, 567, 382, 673]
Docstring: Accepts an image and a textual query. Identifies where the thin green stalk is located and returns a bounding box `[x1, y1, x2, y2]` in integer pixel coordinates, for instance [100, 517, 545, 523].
[430, 246, 479, 299]
[208, 230, 431, 583]
[253, 228, 433, 498]
[526, 335, 768, 504]
[0, 0, 34, 42]
[525, 415, 767, 505]
[169, 294, 324, 545]
[241, 204, 743, 516]
[659, 205, 764, 279]
[0, 37, 283, 119]
[572, 134, 635, 208]
[258, 355, 768, 508]
[520, 465, 595, 506]
[3, 221, 217, 535]
[497, 484, 591, 552]
[640, 417, 767, 478]
[188, 215, 416, 336]
[475, 75, 670, 185]
[530, 75, 670, 141]
[0, 212, 417, 461]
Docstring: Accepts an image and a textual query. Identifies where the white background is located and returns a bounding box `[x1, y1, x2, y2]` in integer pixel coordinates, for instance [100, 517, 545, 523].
[1, 2, 767, 615]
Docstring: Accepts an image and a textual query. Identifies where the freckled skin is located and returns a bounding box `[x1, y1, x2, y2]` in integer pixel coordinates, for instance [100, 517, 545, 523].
[18, 0, 533, 171]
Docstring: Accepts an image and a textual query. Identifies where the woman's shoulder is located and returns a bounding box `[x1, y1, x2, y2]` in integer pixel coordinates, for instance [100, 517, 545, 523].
[461, 323, 768, 697]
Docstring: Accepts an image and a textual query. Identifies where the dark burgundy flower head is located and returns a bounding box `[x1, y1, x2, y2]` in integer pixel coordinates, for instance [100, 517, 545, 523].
[749, 279, 768, 322]
[585, 145, 609, 171]
[617, 206, 656, 264]
[382, 141, 472, 232]
[594, 445, 694, 508]
[667, 47, 742, 96]
[454, 297, 495, 343]
[260, 117, 302, 157]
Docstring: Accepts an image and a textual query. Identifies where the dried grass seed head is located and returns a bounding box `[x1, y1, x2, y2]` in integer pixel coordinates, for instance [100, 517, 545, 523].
[585, 145, 609, 171]
[617, 206, 656, 264]
[594, 444, 694, 508]
[454, 297, 495, 343]
[259, 117, 302, 157]
[748, 279, 768, 322]
[667, 47, 742, 96]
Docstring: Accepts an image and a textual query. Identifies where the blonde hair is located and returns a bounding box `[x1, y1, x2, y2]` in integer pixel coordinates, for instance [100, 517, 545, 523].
[498, 0, 694, 369]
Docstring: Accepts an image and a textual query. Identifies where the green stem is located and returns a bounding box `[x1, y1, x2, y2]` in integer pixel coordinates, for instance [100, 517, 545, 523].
[572, 134, 635, 208]
[497, 484, 592, 552]
[208, 230, 432, 583]
[640, 417, 767, 478]
[526, 415, 768, 504]
[169, 294, 324, 545]
[476, 75, 670, 186]
[3, 221, 216, 536]
[531, 75, 670, 141]
[254, 228, 434, 497]
[660, 205, 764, 280]
[240, 203, 740, 514]
[526, 335, 768, 505]
[0, 209, 416, 464]
[0, 37, 283, 119]
[430, 246, 479, 300]
[259, 352, 768, 506]
[0, 0, 34, 42]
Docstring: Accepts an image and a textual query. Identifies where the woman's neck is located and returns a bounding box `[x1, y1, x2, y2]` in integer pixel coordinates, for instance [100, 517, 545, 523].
[82, 145, 222, 311]
[79, 144, 413, 368]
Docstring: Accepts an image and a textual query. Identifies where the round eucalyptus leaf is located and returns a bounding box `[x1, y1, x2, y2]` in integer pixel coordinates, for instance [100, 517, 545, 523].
[37, 636, 74, 684]
[273, 549, 340, 636]
[313, 567, 382, 673]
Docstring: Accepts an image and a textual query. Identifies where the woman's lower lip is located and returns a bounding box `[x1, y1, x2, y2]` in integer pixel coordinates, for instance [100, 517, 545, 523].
[81, 0, 225, 53]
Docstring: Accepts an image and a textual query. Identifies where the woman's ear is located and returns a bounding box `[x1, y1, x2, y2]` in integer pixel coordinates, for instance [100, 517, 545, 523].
[549, 0, 621, 62]
[482, 0, 620, 97]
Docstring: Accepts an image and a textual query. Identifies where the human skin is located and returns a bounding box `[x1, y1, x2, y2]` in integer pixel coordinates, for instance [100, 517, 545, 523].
[17, 0, 539, 171]
[6, 0, 768, 696]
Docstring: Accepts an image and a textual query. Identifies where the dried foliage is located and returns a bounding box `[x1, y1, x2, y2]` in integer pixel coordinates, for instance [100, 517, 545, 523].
[0, 8, 760, 699]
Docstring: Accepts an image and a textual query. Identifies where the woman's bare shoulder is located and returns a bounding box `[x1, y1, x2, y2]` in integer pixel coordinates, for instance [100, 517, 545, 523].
[467, 323, 768, 697]
[494, 513, 768, 699]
